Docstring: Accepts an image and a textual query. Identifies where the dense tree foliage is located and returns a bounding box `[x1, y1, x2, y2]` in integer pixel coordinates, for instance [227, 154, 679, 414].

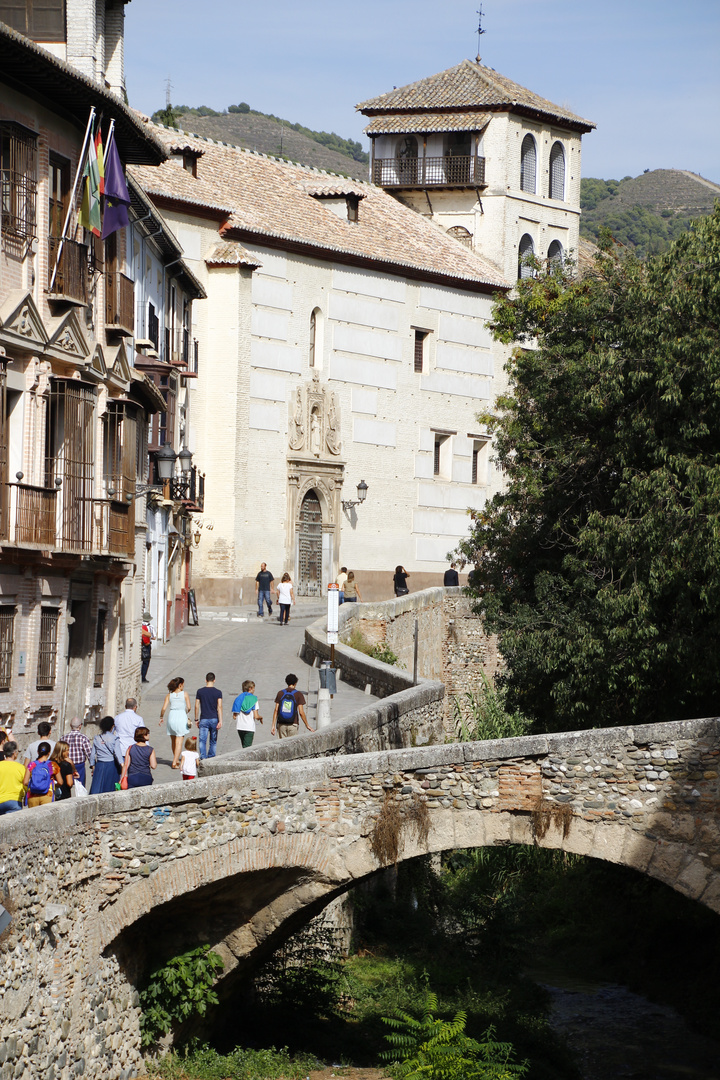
[457, 208, 720, 732]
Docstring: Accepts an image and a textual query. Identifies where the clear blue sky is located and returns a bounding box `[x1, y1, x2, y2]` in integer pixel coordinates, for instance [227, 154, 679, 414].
[126, 0, 720, 181]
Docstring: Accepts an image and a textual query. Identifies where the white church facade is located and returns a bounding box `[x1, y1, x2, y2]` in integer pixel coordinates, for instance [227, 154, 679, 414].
[132, 59, 593, 604]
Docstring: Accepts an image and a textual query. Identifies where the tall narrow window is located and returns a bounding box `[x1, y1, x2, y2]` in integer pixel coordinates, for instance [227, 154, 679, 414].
[309, 309, 316, 368]
[471, 439, 489, 485]
[518, 233, 535, 280]
[0, 122, 38, 242]
[414, 330, 428, 374]
[548, 239, 564, 266]
[520, 133, 537, 194]
[0, 605, 15, 691]
[48, 154, 70, 240]
[433, 433, 451, 478]
[94, 609, 106, 688]
[549, 141, 565, 200]
[37, 607, 60, 690]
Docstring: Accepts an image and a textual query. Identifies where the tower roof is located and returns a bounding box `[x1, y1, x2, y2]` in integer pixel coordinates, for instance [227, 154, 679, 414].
[357, 58, 595, 133]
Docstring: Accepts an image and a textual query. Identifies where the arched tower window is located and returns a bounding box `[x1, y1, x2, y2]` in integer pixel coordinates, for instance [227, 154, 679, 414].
[520, 133, 536, 194]
[447, 225, 473, 249]
[548, 239, 564, 265]
[518, 233, 535, 279]
[549, 141, 565, 200]
[308, 307, 323, 369]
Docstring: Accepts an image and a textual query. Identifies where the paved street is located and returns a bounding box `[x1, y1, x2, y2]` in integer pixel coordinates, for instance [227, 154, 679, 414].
[135, 601, 376, 785]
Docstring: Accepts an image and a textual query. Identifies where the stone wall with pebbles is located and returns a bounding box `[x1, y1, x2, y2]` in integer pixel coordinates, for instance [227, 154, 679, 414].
[1, 717, 719, 1078]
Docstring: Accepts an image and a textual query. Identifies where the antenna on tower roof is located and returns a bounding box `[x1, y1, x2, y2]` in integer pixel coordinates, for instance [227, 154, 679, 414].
[165, 75, 173, 110]
[475, 6, 486, 63]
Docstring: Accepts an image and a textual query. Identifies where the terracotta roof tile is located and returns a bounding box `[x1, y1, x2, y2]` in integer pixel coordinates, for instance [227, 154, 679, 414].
[365, 111, 491, 135]
[131, 126, 508, 291]
[205, 240, 262, 268]
[357, 59, 595, 132]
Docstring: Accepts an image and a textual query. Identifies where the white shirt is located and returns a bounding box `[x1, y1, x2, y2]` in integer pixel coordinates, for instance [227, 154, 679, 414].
[24, 738, 56, 763]
[114, 709, 144, 760]
[180, 749, 199, 777]
[277, 581, 293, 605]
[234, 694, 260, 732]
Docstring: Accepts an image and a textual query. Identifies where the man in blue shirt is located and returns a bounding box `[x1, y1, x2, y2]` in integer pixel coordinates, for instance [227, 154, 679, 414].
[195, 672, 223, 759]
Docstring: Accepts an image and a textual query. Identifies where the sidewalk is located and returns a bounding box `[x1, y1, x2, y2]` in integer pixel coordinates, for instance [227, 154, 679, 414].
[136, 600, 375, 785]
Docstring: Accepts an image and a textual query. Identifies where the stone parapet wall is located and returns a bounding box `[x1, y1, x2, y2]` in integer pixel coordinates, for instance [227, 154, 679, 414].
[0, 717, 719, 1077]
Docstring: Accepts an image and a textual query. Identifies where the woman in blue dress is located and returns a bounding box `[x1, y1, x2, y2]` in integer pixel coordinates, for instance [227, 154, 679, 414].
[120, 727, 157, 789]
[159, 676, 191, 769]
[89, 716, 120, 794]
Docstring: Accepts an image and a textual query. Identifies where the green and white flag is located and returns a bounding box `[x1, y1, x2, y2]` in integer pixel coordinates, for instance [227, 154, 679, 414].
[78, 124, 101, 236]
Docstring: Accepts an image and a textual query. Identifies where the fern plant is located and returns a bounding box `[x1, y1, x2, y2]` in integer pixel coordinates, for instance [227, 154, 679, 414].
[382, 990, 527, 1080]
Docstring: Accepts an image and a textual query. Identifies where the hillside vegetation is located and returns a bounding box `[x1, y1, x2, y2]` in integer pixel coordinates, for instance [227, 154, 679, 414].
[580, 169, 720, 257]
[152, 103, 368, 181]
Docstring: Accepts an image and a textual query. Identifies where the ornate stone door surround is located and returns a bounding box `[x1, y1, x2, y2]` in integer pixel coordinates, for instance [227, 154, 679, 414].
[286, 375, 345, 591]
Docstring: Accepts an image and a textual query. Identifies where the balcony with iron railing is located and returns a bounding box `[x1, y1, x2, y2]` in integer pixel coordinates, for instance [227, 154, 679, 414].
[372, 155, 486, 189]
[3, 482, 134, 558]
[170, 464, 205, 512]
[48, 236, 88, 304]
[105, 270, 135, 335]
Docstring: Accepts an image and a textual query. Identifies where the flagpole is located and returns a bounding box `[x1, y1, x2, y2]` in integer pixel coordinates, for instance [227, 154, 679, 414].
[49, 106, 96, 293]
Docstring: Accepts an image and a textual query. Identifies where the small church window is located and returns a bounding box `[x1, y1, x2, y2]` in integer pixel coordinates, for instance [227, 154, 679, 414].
[518, 233, 535, 279]
[309, 310, 316, 368]
[549, 142, 565, 200]
[520, 134, 536, 194]
[309, 307, 323, 369]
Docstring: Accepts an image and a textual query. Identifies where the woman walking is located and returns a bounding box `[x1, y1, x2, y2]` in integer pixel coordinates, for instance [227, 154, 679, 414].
[89, 716, 120, 794]
[24, 742, 56, 807]
[276, 573, 294, 625]
[343, 571, 362, 603]
[120, 727, 157, 789]
[159, 676, 192, 769]
[50, 741, 74, 801]
[393, 565, 410, 597]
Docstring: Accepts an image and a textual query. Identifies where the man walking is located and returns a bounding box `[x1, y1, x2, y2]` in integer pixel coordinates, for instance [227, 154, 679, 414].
[66, 717, 91, 787]
[114, 698, 144, 763]
[255, 562, 274, 618]
[271, 673, 314, 739]
[195, 672, 223, 759]
[23, 721, 55, 764]
[141, 612, 156, 683]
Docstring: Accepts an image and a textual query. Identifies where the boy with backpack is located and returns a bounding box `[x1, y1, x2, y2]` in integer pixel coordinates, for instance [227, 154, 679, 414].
[271, 674, 314, 739]
[233, 680, 263, 748]
[24, 742, 56, 807]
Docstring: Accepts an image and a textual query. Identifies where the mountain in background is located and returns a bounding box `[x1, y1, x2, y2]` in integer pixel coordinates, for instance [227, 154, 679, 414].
[580, 169, 720, 257]
[153, 103, 369, 181]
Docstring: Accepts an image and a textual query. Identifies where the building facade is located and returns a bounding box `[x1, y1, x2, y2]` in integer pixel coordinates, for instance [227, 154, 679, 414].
[0, 23, 169, 737]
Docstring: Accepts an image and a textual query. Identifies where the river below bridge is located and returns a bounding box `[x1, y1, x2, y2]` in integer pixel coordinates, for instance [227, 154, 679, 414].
[530, 968, 720, 1080]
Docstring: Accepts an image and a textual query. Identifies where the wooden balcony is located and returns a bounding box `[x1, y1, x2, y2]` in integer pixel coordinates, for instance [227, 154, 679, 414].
[372, 155, 486, 189]
[48, 237, 88, 305]
[9, 483, 57, 546]
[105, 270, 135, 335]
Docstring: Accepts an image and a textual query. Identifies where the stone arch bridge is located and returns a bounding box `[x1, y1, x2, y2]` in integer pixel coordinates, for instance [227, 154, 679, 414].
[0, 716, 718, 1079]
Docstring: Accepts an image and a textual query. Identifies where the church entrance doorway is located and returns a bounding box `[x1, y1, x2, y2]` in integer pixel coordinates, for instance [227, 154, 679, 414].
[297, 489, 322, 596]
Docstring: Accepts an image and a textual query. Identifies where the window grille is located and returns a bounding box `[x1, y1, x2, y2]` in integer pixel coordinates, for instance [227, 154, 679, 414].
[520, 134, 536, 194]
[94, 610, 106, 687]
[433, 437, 442, 476]
[472, 446, 479, 485]
[549, 142, 565, 200]
[0, 122, 38, 242]
[37, 607, 59, 690]
[309, 309, 316, 367]
[518, 233, 535, 280]
[46, 381, 96, 550]
[414, 330, 427, 374]
[0, 606, 15, 691]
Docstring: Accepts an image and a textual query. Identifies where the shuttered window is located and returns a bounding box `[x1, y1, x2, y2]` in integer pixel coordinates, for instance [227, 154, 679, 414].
[549, 141, 565, 200]
[548, 239, 564, 265]
[0, 0, 66, 40]
[520, 134, 536, 194]
[518, 233, 535, 280]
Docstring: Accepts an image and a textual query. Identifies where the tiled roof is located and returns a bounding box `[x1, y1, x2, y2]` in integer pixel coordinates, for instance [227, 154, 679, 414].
[365, 111, 491, 135]
[205, 240, 262, 268]
[357, 59, 595, 132]
[305, 182, 367, 198]
[130, 126, 508, 291]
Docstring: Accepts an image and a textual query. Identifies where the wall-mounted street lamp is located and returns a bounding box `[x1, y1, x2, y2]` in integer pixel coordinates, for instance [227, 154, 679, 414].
[127, 445, 179, 500]
[342, 479, 369, 513]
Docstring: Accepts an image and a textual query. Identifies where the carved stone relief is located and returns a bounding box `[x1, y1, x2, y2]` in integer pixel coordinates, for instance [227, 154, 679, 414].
[287, 376, 342, 459]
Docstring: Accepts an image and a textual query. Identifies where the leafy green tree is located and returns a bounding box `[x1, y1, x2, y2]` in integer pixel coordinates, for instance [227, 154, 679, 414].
[382, 991, 527, 1080]
[139, 945, 224, 1047]
[456, 208, 720, 732]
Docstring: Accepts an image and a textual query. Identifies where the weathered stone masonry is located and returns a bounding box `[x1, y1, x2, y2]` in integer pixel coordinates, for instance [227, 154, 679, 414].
[0, 717, 719, 1079]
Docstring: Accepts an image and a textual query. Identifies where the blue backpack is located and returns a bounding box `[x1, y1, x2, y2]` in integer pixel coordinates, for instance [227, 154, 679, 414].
[278, 690, 298, 723]
[28, 759, 53, 796]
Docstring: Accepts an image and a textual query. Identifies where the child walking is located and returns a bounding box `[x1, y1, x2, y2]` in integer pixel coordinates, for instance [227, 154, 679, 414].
[233, 680, 263, 748]
[180, 737, 199, 780]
